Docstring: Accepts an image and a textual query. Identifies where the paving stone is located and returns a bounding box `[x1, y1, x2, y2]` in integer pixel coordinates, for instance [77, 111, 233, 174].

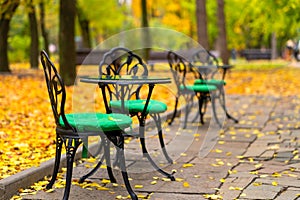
[218, 177, 254, 200]
[242, 183, 282, 199]
[206, 141, 249, 158]
[150, 192, 207, 200]
[276, 187, 300, 200]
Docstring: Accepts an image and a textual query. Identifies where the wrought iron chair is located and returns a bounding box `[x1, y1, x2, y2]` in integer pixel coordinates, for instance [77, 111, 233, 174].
[40, 50, 138, 200]
[167, 50, 218, 128]
[93, 47, 175, 180]
[191, 49, 238, 124]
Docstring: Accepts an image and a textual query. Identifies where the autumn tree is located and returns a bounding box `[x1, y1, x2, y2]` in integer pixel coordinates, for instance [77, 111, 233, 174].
[141, 0, 151, 60]
[0, 0, 20, 72]
[59, 0, 76, 86]
[216, 0, 229, 64]
[27, 0, 39, 69]
[39, 0, 49, 54]
[76, 0, 125, 44]
[196, 0, 209, 49]
[76, 4, 91, 48]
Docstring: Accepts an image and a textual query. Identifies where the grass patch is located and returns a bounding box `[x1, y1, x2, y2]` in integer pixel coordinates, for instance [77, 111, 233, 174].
[230, 59, 289, 71]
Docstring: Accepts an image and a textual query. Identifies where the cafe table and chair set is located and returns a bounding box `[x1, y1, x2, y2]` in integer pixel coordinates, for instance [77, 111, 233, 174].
[39, 47, 238, 199]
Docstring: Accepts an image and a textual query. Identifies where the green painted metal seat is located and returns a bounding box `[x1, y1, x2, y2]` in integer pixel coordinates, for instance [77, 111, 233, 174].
[181, 84, 217, 92]
[60, 113, 132, 132]
[110, 99, 167, 114]
[194, 79, 226, 86]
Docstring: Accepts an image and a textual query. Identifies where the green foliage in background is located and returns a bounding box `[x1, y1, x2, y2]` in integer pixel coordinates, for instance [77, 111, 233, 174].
[5, 0, 300, 62]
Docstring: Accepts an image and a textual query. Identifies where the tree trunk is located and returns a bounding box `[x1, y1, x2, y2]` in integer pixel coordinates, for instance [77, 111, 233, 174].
[77, 5, 91, 48]
[141, 0, 151, 60]
[59, 0, 76, 86]
[271, 32, 277, 59]
[216, 0, 230, 64]
[39, 1, 50, 54]
[0, 1, 19, 72]
[0, 19, 11, 72]
[28, 1, 39, 69]
[196, 0, 209, 49]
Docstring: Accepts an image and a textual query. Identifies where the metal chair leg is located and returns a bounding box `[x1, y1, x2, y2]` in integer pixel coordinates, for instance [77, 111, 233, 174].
[46, 135, 63, 190]
[103, 139, 117, 183]
[168, 97, 179, 125]
[219, 87, 239, 123]
[116, 135, 138, 200]
[62, 138, 81, 200]
[139, 124, 175, 181]
[79, 154, 105, 183]
[183, 103, 189, 129]
[81, 137, 89, 158]
[93, 136, 104, 156]
[211, 94, 222, 127]
[151, 113, 173, 164]
[79, 138, 116, 183]
[198, 96, 205, 125]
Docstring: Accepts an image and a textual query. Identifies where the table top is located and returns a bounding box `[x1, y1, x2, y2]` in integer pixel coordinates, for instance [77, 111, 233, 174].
[80, 75, 171, 85]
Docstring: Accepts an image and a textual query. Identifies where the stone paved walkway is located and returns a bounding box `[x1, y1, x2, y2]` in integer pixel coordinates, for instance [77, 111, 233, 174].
[19, 95, 300, 200]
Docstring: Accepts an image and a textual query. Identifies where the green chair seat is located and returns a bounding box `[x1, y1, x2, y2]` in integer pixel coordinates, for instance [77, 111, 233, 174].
[194, 79, 226, 86]
[59, 113, 132, 132]
[110, 99, 167, 114]
[181, 84, 217, 93]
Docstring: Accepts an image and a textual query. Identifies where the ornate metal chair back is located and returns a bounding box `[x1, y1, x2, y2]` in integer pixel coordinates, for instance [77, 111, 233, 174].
[167, 51, 200, 90]
[191, 49, 219, 79]
[99, 47, 148, 101]
[40, 50, 74, 131]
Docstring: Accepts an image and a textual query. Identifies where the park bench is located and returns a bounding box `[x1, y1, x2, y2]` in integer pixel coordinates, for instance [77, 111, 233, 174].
[147, 51, 169, 70]
[76, 48, 169, 68]
[241, 49, 272, 60]
[76, 48, 109, 65]
[76, 48, 200, 70]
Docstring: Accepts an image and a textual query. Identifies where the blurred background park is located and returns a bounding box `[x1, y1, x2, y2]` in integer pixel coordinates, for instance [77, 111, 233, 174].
[1, 0, 300, 79]
[2, 0, 300, 185]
